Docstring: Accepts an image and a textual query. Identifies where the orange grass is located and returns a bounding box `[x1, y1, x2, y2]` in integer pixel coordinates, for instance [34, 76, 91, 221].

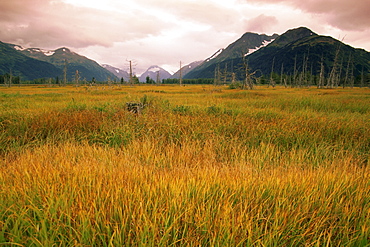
[0, 85, 369, 246]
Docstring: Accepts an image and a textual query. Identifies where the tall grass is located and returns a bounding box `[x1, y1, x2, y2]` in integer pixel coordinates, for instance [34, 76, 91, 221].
[0, 85, 369, 246]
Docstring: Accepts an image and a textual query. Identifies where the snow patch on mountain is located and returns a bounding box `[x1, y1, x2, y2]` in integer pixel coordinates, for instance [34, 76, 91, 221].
[17, 46, 56, 56]
[139, 65, 172, 82]
[206, 48, 224, 62]
[44, 50, 55, 56]
[14, 45, 26, 51]
[245, 39, 275, 56]
[148, 67, 161, 73]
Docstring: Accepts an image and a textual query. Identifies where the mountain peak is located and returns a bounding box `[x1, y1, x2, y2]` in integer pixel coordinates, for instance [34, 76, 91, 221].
[271, 27, 317, 47]
[284, 27, 317, 37]
[54, 47, 72, 54]
[147, 65, 161, 72]
[139, 65, 172, 82]
[184, 31, 279, 78]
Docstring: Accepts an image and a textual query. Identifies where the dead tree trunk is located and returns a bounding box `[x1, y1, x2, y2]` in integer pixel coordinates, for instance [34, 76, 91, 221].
[269, 57, 276, 88]
[327, 44, 341, 88]
[318, 55, 325, 88]
[179, 61, 183, 86]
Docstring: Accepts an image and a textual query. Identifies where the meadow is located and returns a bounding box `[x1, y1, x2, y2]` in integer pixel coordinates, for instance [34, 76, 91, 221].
[0, 84, 369, 246]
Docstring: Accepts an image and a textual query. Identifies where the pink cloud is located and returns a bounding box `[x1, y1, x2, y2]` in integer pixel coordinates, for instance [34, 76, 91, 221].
[0, 0, 171, 49]
[244, 14, 278, 33]
[245, 0, 370, 31]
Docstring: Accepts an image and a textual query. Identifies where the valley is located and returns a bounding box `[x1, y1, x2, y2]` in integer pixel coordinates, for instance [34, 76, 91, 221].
[1, 27, 369, 87]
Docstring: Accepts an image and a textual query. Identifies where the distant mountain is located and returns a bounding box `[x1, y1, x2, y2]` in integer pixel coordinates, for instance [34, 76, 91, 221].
[0, 41, 62, 80]
[185, 27, 370, 80]
[185, 32, 278, 79]
[10, 45, 117, 81]
[139, 65, 172, 82]
[102, 64, 130, 81]
[171, 60, 203, 79]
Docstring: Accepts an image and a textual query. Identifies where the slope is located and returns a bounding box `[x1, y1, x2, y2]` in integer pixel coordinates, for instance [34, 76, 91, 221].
[102, 64, 130, 81]
[171, 60, 204, 79]
[0, 41, 62, 81]
[185, 27, 370, 81]
[13, 46, 117, 82]
[185, 32, 278, 79]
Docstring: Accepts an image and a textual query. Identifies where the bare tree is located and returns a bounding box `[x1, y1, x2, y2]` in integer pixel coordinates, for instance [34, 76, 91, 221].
[214, 64, 221, 86]
[280, 63, 288, 88]
[269, 57, 276, 87]
[8, 69, 12, 88]
[293, 54, 298, 87]
[156, 71, 160, 85]
[343, 53, 352, 88]
[179, 61, 183, 86]
[231, 72, 236, 84]
[127, 59, 137, 86]
[129, 60, 133, 86]
[242, 58, 256, 90]
[327, 43, 341, 88]
[318, 55, 325, 88]
[337, 58, 343, 87]
[222, 63, 228, 85]
[63, 59, 68, 85]
[74, 70, 80, 87]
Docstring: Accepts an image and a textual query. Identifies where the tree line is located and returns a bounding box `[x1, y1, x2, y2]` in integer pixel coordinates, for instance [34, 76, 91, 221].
[1, 72, 368, 88]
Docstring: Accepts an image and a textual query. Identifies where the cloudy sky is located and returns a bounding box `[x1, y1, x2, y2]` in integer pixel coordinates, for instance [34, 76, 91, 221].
[1, 0, 370, 74]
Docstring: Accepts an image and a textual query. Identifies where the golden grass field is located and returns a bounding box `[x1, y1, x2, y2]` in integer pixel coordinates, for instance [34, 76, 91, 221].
[0, 84, 369, 246]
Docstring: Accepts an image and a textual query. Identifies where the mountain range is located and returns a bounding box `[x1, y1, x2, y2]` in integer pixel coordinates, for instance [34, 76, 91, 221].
[1, 27, 369, 83]
[10, 45, 116, 81]
[184, 27, 370, 80]
[0, 41, 62, 80]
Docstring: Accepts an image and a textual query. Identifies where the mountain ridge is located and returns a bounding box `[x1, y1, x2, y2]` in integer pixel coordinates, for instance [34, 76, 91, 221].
[0, 41, 62, 80]
[102, 64, 130, 81]
[184, 27, 370, 81]
[12, 46, 117, 81]
[185, 31, 279, 79]
[1, 26, 369, 83]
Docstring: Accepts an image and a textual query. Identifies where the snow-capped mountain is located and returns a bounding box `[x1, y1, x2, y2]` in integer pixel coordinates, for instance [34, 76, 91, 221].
[185, 31, 278, 79]
[7, 44, 117, 81]
[0, 41, 62, 80]
[139, 65, 172, 82]
[185, 27, 370, 80]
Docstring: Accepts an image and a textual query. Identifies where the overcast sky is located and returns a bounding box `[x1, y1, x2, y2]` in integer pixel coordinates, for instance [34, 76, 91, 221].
[1, 0, 370, 74]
